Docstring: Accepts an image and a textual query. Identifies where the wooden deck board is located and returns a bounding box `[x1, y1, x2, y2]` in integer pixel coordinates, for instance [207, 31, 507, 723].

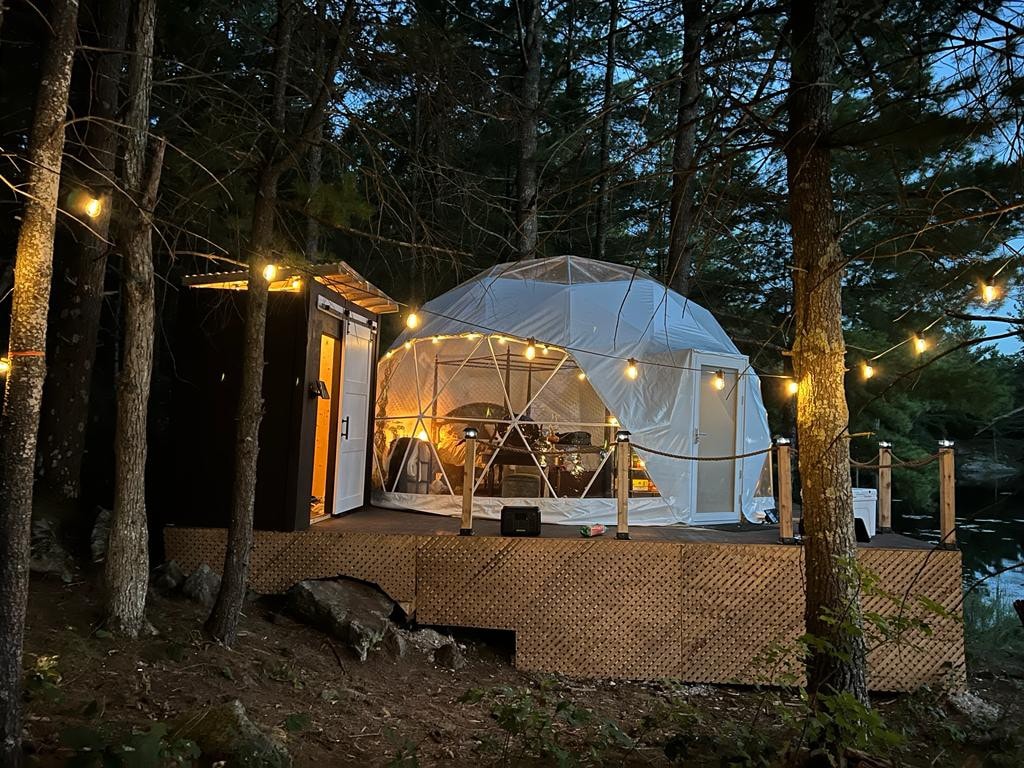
[315, 505, 931, 549]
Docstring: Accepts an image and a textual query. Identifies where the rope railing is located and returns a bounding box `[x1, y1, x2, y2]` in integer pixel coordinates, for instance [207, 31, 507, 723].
[456, 427, 957, 550]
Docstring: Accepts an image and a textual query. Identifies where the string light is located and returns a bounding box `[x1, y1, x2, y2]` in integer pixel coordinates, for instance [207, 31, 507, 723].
[262, 264, 278, 281]
[497, 336, 507, 345]
[913, 334, 928, 355]
[861, 362, 875, 380]
[290, 276, 302, 290]
[540, 344, 549, 355]
[416, 429, 429, 442]
[406, 311, 420, 329]
[785, 379, 798, 396]
[712, 370, 726, 390]
[404, 341, 412, 350]
[84, 196, 102, 219]
[525, 338, 537, 360]
[0, 358, 10, 375]
[385, 350, 394, 358]
[625, 358, 639, 380]
[577, 371, 587, 381]
[432, 336, 440, 345]
[981, 282, 999, 303]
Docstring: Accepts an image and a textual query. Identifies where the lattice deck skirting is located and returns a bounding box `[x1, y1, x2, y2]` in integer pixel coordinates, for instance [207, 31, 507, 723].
[164, 527, 965, 692]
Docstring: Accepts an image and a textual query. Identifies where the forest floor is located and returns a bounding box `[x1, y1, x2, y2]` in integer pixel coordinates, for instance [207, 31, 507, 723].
[20, 572, 1024, 768]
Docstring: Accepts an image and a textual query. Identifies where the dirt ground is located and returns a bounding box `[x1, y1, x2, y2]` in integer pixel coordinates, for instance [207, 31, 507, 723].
[19, 573, 1024, 767]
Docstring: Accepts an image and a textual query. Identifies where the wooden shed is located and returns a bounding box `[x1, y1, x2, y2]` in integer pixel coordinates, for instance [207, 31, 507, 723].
[168, 262, 397, 532]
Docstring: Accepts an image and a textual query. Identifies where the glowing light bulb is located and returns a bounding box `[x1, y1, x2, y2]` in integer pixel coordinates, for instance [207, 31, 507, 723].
[786, 379, 798, 396]
[404, 341, 412, 350]
[262, 264, 278, 282]
[862, 362, 875, 380]
[625, 358, 639, 380]
[406, 312, 419, 329]
[0, 358, 10, 375]
[290, 276, 302, 290]
[467, 333, 481, 340]
[540, 344, 549, 355]
[712, 370, 726, 390]
[497, 336, 506, 345]
[84, 196, 102, 219]
[608, 416, 620, 427]
[416, 429, 429, 442]
[577, 371, 586, 381]
[981, 283, 998, 303]
[525, 338, 537, 360]
[385, 350, 394, 358]
[432, 336, 440, 345]
[913, 335, 927, 355]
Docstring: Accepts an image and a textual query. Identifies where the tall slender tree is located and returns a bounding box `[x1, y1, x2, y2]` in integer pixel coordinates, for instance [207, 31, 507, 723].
[105, 0, 163, 638]
[38, 0, 130, 502]
[206, 0, 350, 645]
[786, 0, 868, 703]
[666, 0, 705, 295]
[593, 0, 618, 261]
[0, 1, 81, 762]
[515, 0, 542, 260]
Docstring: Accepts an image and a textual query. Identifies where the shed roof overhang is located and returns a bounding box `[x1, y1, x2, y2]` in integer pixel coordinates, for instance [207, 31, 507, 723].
[182, 261, 398, 315]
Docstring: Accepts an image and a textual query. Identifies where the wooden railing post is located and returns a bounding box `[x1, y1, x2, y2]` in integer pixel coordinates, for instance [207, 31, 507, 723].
[775, 437, 795, 544]
[460, 427, 478, 535]
[877, 441, 892, 533]
[938, 439, 956, 549]
[615, 430, 631, 540]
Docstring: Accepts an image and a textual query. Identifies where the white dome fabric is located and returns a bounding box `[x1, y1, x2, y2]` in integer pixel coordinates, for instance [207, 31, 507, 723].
[372, 256, 773, 526]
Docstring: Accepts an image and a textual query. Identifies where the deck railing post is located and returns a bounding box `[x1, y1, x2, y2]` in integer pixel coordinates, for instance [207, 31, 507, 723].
[938, 439, 956, 549]
[878, 441, 892, 533]
[775, 437, 795, 544]
[461, 427, 478, 535]
[615, 430, 631, 540]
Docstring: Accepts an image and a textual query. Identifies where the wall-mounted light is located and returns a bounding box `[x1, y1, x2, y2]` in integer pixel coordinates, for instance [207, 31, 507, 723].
[615, 429, 631, 443]
[463, 426, 479, 439]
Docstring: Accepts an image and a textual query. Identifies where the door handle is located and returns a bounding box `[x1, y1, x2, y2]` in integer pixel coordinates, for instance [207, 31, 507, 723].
[341, 416, 350, 440]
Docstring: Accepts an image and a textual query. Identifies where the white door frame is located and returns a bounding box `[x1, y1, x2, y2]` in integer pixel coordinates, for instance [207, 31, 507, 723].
[689, 351, 748, 524]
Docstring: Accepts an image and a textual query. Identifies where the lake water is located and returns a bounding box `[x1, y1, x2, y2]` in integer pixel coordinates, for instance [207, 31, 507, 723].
[895, 479, 1024, 602]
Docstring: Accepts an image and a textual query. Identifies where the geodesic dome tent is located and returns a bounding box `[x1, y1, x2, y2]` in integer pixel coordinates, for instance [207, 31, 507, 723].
[372, 255, 773, 526]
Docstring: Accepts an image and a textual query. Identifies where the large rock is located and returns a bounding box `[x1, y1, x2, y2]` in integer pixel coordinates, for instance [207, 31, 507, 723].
[286, 578, 394, 661]
[151, 561, 186, 596]
[29, 518, 73, 583]
[173, 699, 290, 768]
[90, 507, 112, 563]
[948, 690, 1002, 729]
[182, 564, 221, 607]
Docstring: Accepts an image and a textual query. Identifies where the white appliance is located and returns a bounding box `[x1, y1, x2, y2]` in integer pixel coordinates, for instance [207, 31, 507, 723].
[852, 487, 877, 539]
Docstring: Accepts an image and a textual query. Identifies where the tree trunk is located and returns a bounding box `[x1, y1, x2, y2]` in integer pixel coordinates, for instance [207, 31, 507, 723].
[205, 0, 296, 645]
[785, 0, 868, 704]
[0, 1, 80, 762]
[667, 0, 704, 295]
[515, 0, 542, 260]
[593, 0, 618, 261]
[304, 0, 327, 260]
[105, 0, 161, 638]
[38, 0, 130, 501]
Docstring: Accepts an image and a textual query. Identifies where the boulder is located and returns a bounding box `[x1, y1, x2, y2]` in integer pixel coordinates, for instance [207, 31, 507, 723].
[151, 561, 186, 596]
[381, 625, 408, 659]
[173, 699, 290, 768]
[433, 642, 466, 670]
[948, 690, 1002, 729]
[90, 508, 112, 563]
[407, 628, 453, 653]
[29, 518, 73, 583]
[286, 579, 394, 661]
[182, 564, 221, 607]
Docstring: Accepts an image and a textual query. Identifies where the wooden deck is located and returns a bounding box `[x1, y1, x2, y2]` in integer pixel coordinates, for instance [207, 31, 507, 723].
[318, 505, 931, 548]
[164, 506, 963, 692]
